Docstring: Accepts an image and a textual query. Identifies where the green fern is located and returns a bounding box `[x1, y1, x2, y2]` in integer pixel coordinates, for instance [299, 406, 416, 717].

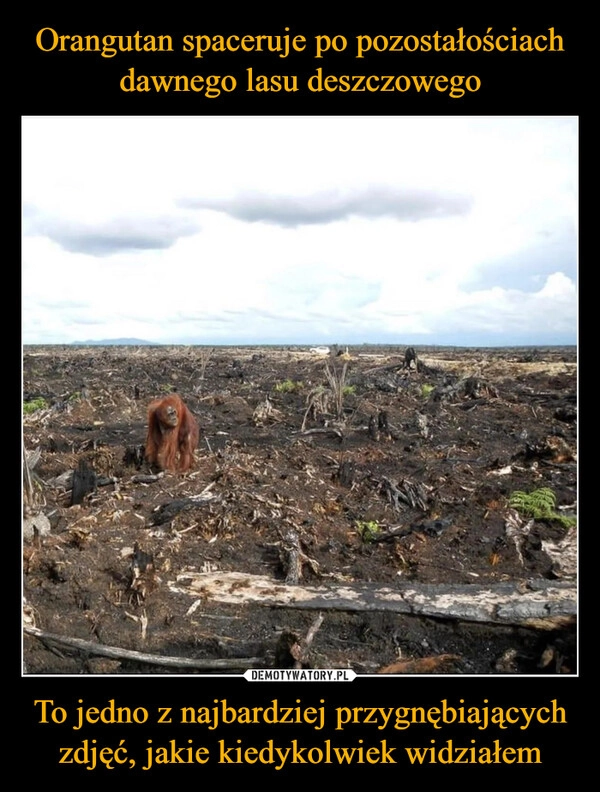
[509, 488, 576, 528]
[509, 488, 556, 517]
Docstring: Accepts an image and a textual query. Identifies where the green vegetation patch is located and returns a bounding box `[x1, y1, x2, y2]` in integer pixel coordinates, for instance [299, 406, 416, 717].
[274, 379, 304, 393]
[23, 397, 48, 415]
[509, 487, 576, 528]
[355, 520, 381, 543]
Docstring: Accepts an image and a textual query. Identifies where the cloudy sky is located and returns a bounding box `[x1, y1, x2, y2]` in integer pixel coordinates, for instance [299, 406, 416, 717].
[22, 116, 577, 346]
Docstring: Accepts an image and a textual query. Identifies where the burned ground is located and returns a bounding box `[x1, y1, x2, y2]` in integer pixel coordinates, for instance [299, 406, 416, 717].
[22, 345, 577, 675]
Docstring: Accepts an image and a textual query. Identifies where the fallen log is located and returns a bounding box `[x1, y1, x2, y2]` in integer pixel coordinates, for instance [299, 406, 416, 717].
[364, 361, 405, 375]
[169, 572, 576, 630]
[23, 625, 265, 671]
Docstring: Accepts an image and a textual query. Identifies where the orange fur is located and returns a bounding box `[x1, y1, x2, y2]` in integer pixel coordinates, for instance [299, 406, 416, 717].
[144, 393, 199, 472]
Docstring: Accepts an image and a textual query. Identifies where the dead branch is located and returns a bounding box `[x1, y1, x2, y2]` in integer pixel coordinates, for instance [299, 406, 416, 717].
[197, 347, 213, 382]
[324, 361, 348, 419]
[302, 386, 332, 431]
[371, 518, 452, 543]
[433, 376, 499, 404]
[364, 361, 405, 375]
[23, 446, 35, 508]
[23, 625, 265, 670]
[130, 472, 165, 484]
[275, 612, 325, 669]
[294, 427, 345, 440]
[248, 492, 302, 514]
[292, 612, 325, 668]
[378, 653, 461, 674]
[380, 476, 431, 511]
[252, 396, 284, 426]
[150, 484, 221, 525]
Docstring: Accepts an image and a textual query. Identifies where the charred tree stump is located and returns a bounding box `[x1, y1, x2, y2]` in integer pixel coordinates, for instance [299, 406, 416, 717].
[279, 528, 319, 584]
[402, 347, 418, 370]
[281, 529, 303, 585]
[70, 458, 97, 506]
[368, 415, 380, 441]
[336, 460, 355, 488]
[123, 445, 145, 469]
[378, 410, 391, 439]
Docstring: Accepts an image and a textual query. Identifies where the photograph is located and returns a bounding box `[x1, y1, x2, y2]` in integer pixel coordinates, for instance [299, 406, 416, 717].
[23, 116, 577, 677]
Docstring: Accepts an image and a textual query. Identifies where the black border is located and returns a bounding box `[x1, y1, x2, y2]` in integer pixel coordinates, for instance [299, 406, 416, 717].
[20, 9, 580, 781]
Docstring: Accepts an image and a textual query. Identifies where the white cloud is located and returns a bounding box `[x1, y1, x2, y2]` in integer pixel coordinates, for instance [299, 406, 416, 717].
[22, 116, 577, 345]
